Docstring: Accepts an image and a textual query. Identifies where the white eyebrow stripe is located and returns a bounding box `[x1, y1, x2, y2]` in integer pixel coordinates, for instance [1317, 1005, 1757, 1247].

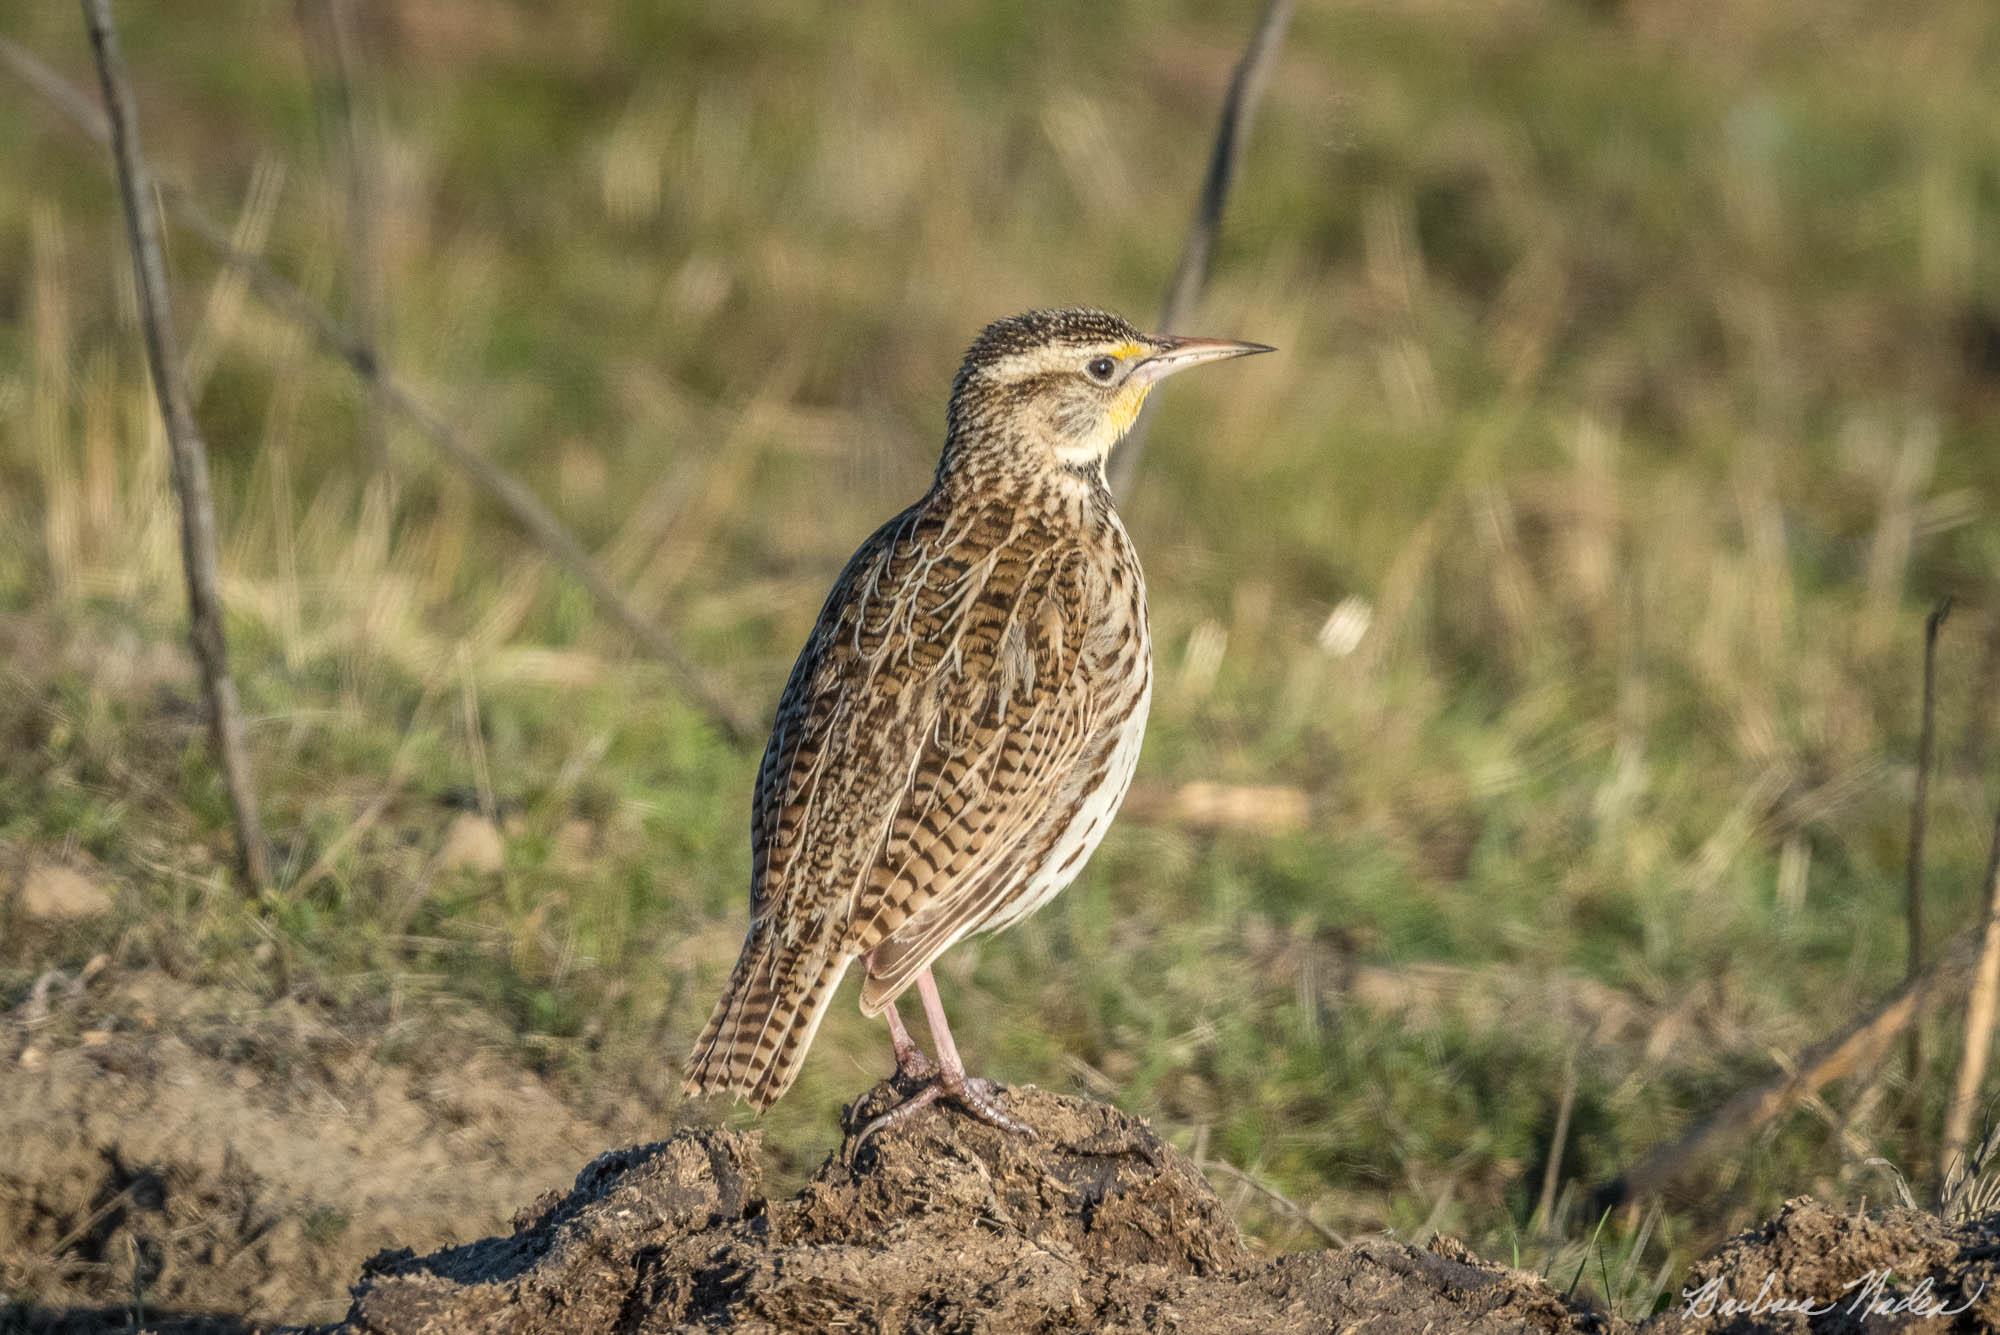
[979, 344, 1135, 382]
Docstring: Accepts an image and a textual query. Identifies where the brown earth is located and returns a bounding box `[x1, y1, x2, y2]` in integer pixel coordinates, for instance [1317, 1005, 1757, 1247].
[0, 968, 663, 1333]
[1650, 1197, 2000, 1332]
[339, 1081, 1612, 1334]
[6, 970, 2000, 1334]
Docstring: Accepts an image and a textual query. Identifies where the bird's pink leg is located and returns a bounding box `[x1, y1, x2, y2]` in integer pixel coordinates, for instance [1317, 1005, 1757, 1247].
[867, 948, 936, 1080]
[851, 967, 1033, 1148]
[882, 996, 936, 1079]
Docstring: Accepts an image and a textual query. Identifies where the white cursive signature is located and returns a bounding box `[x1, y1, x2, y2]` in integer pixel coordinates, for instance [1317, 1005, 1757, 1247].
[1680, 1270, 1986, 1320]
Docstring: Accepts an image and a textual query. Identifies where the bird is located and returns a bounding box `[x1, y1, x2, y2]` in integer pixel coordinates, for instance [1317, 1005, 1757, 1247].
[682, 307, 1271, 1138]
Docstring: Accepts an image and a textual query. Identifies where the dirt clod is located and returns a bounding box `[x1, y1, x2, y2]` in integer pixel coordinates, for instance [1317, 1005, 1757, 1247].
[1652, 1197, 2000, 1332]
[339, 1081, 1611, 1334]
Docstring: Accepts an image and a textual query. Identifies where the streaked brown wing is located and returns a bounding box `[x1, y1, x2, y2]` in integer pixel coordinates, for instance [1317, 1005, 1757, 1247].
[748, 497, 1097, 996]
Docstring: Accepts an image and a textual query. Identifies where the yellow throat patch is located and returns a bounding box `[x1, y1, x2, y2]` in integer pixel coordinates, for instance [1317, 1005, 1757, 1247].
[1109, 380, 1153, 436]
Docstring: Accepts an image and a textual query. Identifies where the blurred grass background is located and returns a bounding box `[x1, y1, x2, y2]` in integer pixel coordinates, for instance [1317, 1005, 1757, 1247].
[3, 0, 1999, 1315]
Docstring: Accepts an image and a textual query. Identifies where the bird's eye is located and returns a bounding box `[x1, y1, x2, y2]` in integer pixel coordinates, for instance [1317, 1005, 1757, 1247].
[1085, 356, 1118, 383]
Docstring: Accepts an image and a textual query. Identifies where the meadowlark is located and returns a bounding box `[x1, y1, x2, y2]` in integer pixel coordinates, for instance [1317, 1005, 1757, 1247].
[683, 307, 1270, 1136]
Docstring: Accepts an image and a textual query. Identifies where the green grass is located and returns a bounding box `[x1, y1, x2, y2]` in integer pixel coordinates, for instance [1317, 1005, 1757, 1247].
[3, 0, 1999, 1312]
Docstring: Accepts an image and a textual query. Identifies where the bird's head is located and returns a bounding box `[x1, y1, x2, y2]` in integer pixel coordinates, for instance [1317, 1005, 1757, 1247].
[942, 307, 1271, 484]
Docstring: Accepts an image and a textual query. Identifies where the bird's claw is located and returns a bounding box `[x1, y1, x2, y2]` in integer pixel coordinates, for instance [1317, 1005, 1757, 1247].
[954, 1076, 1035, 1137]
[848, 1071, 1034, 1158]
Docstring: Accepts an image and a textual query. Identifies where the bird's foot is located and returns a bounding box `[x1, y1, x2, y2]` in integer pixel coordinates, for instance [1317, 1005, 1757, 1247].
[850, 1069, 1034, 1156]
[890, 1037, 937, 1083]
[950, 1075, 1033, 1136]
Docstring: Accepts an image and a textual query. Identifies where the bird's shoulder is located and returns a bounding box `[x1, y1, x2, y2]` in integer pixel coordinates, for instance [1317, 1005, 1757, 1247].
[786, 489, 1101, 711]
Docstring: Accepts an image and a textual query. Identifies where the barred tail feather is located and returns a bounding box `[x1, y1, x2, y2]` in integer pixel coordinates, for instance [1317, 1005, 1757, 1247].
[682, 938, 851, 1110]
[682, 943, 761, 1095]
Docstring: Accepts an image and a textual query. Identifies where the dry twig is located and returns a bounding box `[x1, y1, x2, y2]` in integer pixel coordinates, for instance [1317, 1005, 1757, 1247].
[1594, 925, 1985, 1210]
[1108, 0, 1292, 498]
[1535, 1046, 1579, 1234]
[81, 0, 272, 894]
[1939, 809, 2000, 1198]
[1203, 1158, 1348, 1248]
[0, 35, 757, 745]
[1906, 599, 1951, 1086]
[295, 0, 389, 465]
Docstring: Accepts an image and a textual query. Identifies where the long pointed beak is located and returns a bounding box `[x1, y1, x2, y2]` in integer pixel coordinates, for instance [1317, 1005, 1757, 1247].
[1132, 335, 1275, 385]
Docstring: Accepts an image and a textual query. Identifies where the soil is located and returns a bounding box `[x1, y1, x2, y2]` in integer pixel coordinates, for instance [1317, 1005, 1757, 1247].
[338, 1081, 1611, 1334]
[1651, 1197, 2000, 1332]
[0, 969, 659, 1333]
[6, 971, 1999, 1334]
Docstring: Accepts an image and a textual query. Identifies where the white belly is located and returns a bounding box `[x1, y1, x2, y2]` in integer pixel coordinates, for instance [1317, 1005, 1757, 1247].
[979, 673, 1152, 934]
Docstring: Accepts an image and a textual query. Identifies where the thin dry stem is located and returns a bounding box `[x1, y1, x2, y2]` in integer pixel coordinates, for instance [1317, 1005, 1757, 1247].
[1202, 1158, 1348, 1248]
[81, 0, 272, 895]
[1938, 809, 2000, 1199]
[1535, 1046, 1579, 1235]
[295, 0, 390, 465]
[1906, 599, 1950, 1120]
[1107, 0, 1292, 497]
[1595, 925, 1984, 1210]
